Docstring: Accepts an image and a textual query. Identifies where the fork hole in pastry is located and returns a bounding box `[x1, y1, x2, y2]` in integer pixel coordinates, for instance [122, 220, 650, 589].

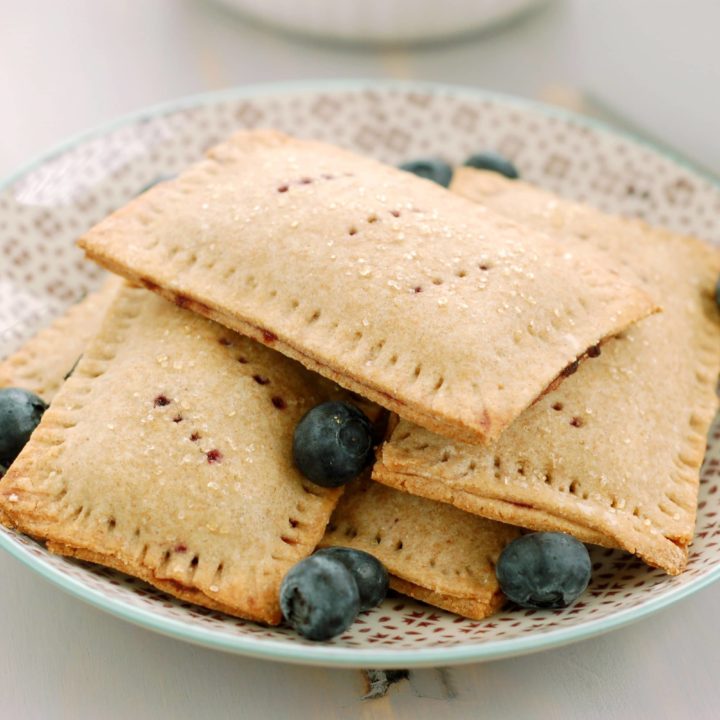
[374, 533, 382, 544]
[172, 414, 183, 423]
[253, 374, 270, 385]
[552, 402, 564, 411]
[190, 432, 201, 442]
[454, 269, 468, 278]
[348, 227, 358, 236]
[413, 285, 423, 293]
[344, 527, 357, 539]
[237, 356, 248, 364]
[478, 262, 492, 271]
[153, 394, 171, 408]
[569, 416, 584, 428]
[289, 518, 300, 528]
[413, 364, 422, 378]
[308, 310, 321, 323]
[367, 214, 378, 224]
[271, 396, 287, 410]
[395, 540, 403, 550]
[206, 449, 223, 464]
[277, 184, 289, 193]
[281, 535, 298, 545]
[107, 517, 116, 531]
[389, 354, 398, 365]
[190, 555, 199, 567]
[440, 450, 450, 463]
[389, 209, 401, 217]
[431, 278, 443, 286]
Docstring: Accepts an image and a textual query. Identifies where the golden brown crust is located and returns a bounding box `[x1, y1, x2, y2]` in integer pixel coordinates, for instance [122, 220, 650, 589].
[79, 129, 656, 446]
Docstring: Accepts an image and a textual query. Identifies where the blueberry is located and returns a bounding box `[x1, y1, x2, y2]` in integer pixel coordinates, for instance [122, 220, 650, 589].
[279, 554, 360, 640]
[0, 388, 48, 467]
[315, 547, 388, 611]
[399, 158, 453, 187]
[293, 402, 373, 488]
[496, 532, 591, 609]
[464, 152, 519, 179]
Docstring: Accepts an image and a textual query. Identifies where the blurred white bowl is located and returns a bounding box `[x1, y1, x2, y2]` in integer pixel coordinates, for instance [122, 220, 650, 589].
[214, 0, 546, 44]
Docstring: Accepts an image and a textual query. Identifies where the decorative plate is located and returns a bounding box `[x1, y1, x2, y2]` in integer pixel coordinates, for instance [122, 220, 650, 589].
[1, 81, 719, 668]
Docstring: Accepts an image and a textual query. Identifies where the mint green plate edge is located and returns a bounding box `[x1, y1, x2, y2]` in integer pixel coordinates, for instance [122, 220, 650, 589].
[1, 79, 719, 669]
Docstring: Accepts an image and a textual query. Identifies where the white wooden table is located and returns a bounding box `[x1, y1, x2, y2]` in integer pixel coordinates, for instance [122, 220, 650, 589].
[2, 2, 719, 717]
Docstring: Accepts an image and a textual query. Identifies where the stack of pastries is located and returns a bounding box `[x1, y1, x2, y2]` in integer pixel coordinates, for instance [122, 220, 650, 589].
[1, 130, 718, 639]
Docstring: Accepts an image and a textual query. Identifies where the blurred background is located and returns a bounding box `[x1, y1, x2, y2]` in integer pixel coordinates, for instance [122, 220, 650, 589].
[1, 0, 719, 177]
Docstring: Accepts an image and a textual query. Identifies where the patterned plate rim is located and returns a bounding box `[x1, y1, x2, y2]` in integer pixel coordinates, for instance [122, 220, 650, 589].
[1, 79, 719, 668]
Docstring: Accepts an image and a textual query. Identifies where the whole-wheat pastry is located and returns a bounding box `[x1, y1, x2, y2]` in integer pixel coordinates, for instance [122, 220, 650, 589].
[0, 285, 351, 624]
[78, 130, 656, 446]
[321, 478, 519, 619]
[374, 170, 720, 575]
[0, 277, 122, 401]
